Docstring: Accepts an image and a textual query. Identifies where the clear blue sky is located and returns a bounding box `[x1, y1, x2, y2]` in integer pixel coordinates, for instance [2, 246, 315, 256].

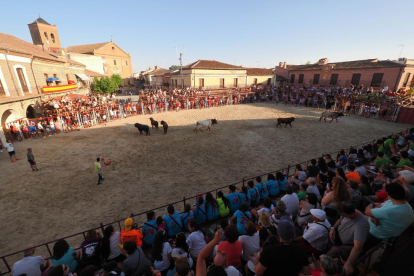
[1, 0, 413, 72]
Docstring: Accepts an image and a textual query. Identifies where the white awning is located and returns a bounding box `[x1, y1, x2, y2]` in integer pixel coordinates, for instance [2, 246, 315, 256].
[75, 74, 90, 81]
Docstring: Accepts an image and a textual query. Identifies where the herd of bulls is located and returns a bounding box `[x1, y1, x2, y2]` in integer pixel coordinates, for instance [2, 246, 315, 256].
[134, 111, 345, 136]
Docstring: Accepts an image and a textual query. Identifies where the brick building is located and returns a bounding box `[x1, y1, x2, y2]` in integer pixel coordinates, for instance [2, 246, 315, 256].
[28, 17, 62, 52]
[276, 58, 414, 91]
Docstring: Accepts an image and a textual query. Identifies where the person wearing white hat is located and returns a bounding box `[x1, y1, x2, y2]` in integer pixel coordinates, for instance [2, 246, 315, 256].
[395, 170, 414, 201]
[293, 209, 331, 254]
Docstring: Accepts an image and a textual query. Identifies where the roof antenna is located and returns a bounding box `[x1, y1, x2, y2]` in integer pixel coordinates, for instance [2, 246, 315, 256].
[38, 13, 41, 18]
[111, 35, 113, 42]
[398, 44, 404, 59]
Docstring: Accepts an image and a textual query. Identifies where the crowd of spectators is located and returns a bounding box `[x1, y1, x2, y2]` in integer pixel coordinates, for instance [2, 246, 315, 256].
[10, 129, 414, 276]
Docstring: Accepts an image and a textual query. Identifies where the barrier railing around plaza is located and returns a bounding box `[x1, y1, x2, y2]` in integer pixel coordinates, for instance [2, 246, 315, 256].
[0, 131, 400, 275]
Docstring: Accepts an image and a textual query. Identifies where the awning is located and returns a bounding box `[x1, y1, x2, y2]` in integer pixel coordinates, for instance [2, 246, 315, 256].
[46, 78, 59, 81]
[75, 74, 90, 81]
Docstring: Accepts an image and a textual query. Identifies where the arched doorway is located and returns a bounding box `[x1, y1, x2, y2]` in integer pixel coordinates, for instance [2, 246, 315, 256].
[26, 105, 36, 118]
[1, 109, 23, 144]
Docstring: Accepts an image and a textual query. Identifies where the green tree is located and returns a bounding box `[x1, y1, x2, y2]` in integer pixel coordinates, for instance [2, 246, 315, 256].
[111, 74, 123, 88]
[169, 65, 180, 71]
[93, 77, 117, 93]
[305, 61, 311, 65]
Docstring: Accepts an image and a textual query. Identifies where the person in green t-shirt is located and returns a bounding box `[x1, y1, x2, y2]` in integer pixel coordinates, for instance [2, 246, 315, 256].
[378, 136, 398, 157]
[372, 151, 391, 169]
[217, 191, 230, 217]
[396, 151, 413, 170]
[297, 183, 308, 201]
[94, 157, 103, 185]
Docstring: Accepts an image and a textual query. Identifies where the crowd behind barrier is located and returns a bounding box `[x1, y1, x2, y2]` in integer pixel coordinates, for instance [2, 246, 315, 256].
[3, 128, 414, 276]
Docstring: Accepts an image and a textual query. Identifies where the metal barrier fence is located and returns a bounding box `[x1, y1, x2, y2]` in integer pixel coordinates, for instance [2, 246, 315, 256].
[0, 131, 398, 275]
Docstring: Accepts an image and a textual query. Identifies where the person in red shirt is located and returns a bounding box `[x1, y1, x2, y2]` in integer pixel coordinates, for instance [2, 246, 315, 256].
[120, 217, 143, 247]
[216, 225, 242, 269]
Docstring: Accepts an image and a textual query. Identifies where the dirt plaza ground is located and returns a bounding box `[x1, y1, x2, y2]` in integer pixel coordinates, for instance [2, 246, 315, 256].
[0, 103, 410, 259]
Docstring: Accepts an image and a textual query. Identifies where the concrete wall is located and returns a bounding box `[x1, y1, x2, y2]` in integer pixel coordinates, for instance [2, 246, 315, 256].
[68, 53, 104, 74]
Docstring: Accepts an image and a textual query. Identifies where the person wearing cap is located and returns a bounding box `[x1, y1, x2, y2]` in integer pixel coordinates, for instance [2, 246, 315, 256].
[395, 170, 414, 201]
[255, 215, 310, 276]
[12, 244, 49, 276]
[120, 217, 143, 247]
[327, 201, 369, 276]
[293, 209, 331, 254]
[364, 183, 414, 251]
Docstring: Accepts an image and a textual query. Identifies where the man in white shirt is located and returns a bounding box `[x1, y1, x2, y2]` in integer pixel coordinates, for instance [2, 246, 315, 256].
[5, 139, 20, 162]
[354, 161, 367, 176]
[306, 177, 321, 200]
[12, 245, 48, 276]
[281, 185, 299, 218]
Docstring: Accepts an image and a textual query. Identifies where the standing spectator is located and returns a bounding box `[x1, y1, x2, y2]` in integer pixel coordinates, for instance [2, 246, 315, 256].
[216, 191, 230, 217]
[186, 221, 206, 261]
[27, 148, 40, 172]
[180, 204, 194, 232]
[364, 183, 414, 251]
[227, 185, 241, 212]
[280, 185, 300, 218]
[51, 240, 79, 273]
[123, 241, 151, 276]
[101, 225, 124, 263]
[238, 222, 261, 262]
[254, 216, 310, 276]
[5, 139, 20, 162]
[328, 202, 369, 276]
[163, 205, 183, 237]
[232, 202, 252, 235]
[152, 230, 173, 275]
[121, 217, 143, 247]
[217, 225, 243, 269]
[142, 211, 157, 247]
[95, 158, 103, 185]
[12, 244, 48, 276]
[306, 177, 321, 200]
[79, 230, 101, 269]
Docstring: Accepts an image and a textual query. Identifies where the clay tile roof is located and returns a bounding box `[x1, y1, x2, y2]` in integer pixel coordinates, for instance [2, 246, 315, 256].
[182, 59, 244, 70]
[151, 68, 169, 76]
[66, 42, 110, 54]
[288, 59, 405, 71]
[246, 68, 274, 76]
[0, 32, 62, 62]
[30, 17, 51, 25]
[66, 57, 85, 67]
[85, 69, 106, 77]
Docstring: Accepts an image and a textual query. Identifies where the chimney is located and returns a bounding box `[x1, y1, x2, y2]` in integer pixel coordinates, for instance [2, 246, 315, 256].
[318, 58, 329, 65]
[279, 62, 283, 67]
[154, 65, 158, 69]
[283, 62, 287, 69]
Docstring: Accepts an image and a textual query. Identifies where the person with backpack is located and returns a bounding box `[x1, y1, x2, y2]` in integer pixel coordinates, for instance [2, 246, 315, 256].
[180, 204, 194, 232]
[232, 203, 251, 235]
[163, 205, 183, 238]
[142, 211, 157, 247]
[256, 176, 269, 200]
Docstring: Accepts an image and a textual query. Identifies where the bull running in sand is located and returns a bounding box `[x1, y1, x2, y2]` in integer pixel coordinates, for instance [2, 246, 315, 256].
[194, 119, 218, 133]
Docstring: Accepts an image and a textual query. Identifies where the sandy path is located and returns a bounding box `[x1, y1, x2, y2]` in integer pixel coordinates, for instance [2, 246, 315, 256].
[0, 103, 409, 260]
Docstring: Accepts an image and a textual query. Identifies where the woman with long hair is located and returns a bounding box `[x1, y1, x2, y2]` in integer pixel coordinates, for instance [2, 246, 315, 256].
[172, 233, 193, 268]
[276, 172, 288, 194]
[335, 167, 347, 182]
[348, 179, 362, 208]
[216, 191, 230, 217]
[152, 230, 173, 274]
[321, 177, 351, 207]
[101, 225, 124, 263]
[51, 240, 79, 273]
[317, 157, 328, 174]
[205, 192, 219, 221]
[359, 175, 374, 196]
[194, 196, 206, 224]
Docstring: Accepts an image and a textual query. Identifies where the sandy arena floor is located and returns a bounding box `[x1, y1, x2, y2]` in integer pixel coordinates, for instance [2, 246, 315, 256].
[0, 103, 410, 260]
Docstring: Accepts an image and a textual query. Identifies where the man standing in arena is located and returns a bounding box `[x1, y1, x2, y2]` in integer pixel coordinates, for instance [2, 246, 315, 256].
[27, 148, 40, 172]
[95, 157, 103, 185]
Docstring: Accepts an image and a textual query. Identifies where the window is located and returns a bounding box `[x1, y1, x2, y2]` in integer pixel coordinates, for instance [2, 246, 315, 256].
[290, 74, 295, 83]
[351, 74, 361, 86]
[112, 47, 115, 50]
[114, 60, 117, 65]
[330, 74, 339, 85]
[371, 73, 384, 87]
[0, 78, 5, 95]
[175, 79, 178, 86]
[51, 33, 55, 43]
[16, 68, 29, 93]
[234, 78, 238, 87]
[313, 74, 320, 84]
[125, 61, 128, 66]
[253, 78, 258, 85]
[220, 78, 225, 88]
[44, 32, 48, 40]
[403, 73, 411, 87]
[298, 74, 304, 84]
[199, 78, 204, 88]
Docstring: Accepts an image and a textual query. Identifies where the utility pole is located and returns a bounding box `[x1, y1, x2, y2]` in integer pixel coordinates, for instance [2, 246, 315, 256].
[398, 44, 404, 59]
[179, 53, 184, 89]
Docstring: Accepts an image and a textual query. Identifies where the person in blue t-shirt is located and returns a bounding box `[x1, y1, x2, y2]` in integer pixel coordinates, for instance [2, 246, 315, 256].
[267, 174, 280, 197]
[232, 203, 251, 235]
[205, 192, 219, 221]
[276, 172, 288, 194]
[180, 204, 194, 232]
[238, 186, 248, 205]
[163, 205, 183, 237]
[227, 185, 241, 212]
[194, 196, 206, 224]
[142, 211, 157, 246]
[337, 150, 348, 167]
[247, 181, 260, 207]
[256, 176, 269, 200]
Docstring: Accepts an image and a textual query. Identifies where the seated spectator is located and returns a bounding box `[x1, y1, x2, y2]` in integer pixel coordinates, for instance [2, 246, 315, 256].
[186, 221, 206, 260]
[266, 174, 279, 197]
[152, 230, 173, 274]
[254, 216, 310, 276]
[258, 212, 277, 245]
[80, 265, 99, 276]
[297, 193, 321, 228]
[270, 200, 291, 228]
[336, 150, 348, 168]
[354, 161, 366, 176]
[369, 151, 391, 170]
[327, 201, 369, 276]
[49, 264, 72, 276]
[378, 135, 398, 157]
[212, 250, 241, 276]
[317, 157, 329, 174]
[174, 257, 193, 276]
[346, 165, 360, 183]
[79, 230, 101, 269]
[227, 185, 241, 212]
[297, 183, 308, 201]
[247, 181, 260, 207]
[276, 172, 288, 194]
[347, 148, 358, 166]
[102, 261, 122, 276]
[335, 167, 347, 182]
[142, 211, 157, 246]
[309, 254, 340, 276]
[216, 191, 230, 217]
[397, 170, 414, 201]
[280, 185, 299, 218]
[101, 225, 124, 263]
[358, 175, 373, 196]
[205, 192, 219, 221]
[256, 176, 269, 200]
[316, 173, 328, 196]
[120, 217, 143, 247]
[251, 198, 274, 222]
[306, 177, 321, 200]
[290, 164, 307, 186]
[239, 222, 261, 262]
[12, 244, 49, 276]
[180, 204, 194, 232]
[396, 151, 412, 170]
[322, 177, 351, 208]
[232, 202, 251, 235]
[194, 196, 206, 224]
[306, 159, 319, 177]
[163, 205, 183, 238]
[217, 225, 243, 269]
[348, 179, 363, 208]
[51, 240, 79, 273]
[157, 216, 168, 233]
[293, 209, 331, 255]
[237, 186, 249, 206]
[172, 233, 193, 268]
[364, 183, 414, 251]
[123, 241, 151, 276]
